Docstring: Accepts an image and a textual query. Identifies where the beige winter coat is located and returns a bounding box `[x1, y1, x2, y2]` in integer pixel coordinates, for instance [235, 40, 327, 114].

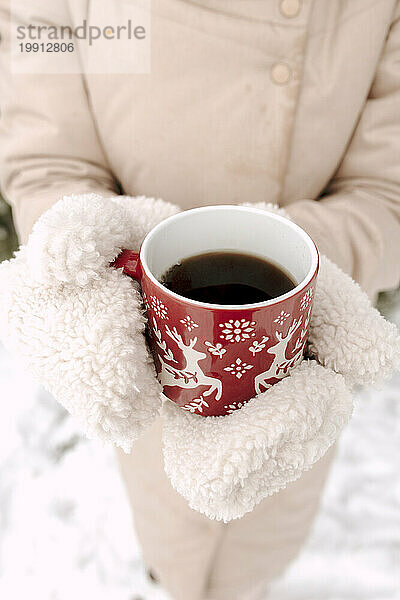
[1, 1, 400, 599]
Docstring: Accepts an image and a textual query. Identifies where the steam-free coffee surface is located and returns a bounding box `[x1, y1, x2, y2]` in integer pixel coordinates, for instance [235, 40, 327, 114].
[160, 251, 296, 305]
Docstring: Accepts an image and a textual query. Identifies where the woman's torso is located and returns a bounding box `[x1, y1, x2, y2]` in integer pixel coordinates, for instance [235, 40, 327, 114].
[76, 0, 395, 209]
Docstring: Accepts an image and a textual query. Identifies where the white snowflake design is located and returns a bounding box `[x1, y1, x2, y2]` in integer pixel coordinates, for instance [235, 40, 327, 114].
[150, 295, 169, 319]
[219, 319, 256, 343]
[300, 288, 313, 311]
[204, 341, 227, 358]
[273, 310, 291, 325]
[179, 315, 199, 332]
[182, 395, 209, 413]
[248, 335, 269, 356]
[223, 401, 246, 414]
[224, 357, 254, 379]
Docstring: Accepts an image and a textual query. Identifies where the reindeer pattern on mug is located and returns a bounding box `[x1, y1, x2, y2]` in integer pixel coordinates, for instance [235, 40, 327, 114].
[143, 288, 313, 415]
[151, 317, 223, 403]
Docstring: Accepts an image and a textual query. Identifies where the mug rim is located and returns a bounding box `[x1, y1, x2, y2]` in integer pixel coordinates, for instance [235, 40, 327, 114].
[139, 205, 319, 310]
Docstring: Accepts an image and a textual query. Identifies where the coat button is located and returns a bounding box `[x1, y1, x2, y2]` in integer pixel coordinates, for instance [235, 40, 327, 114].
[280, 0, 301, 18]
[271, 62, 291, 85]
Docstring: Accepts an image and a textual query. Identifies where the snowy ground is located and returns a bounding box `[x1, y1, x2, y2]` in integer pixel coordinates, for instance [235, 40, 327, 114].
[0, 292, 399, 600]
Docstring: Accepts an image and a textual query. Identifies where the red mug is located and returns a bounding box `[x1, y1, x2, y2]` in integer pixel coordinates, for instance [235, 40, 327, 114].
[112, 205, 319, 416]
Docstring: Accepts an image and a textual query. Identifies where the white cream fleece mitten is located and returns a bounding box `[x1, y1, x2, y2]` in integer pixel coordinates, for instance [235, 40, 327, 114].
[0, 194, 179, 452]
[162, 202, 400, 521]
[162, 255, 400, 521]
[0, 195, 398, 520]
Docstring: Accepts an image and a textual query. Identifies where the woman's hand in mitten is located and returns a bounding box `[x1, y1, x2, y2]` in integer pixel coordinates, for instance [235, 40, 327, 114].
[161, 202, 400, 522]
[0, 193, 180, 452]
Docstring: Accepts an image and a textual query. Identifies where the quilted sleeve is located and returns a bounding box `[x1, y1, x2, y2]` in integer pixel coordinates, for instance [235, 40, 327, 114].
[0, 0, 118, 243]
[286, 2, 400, 301]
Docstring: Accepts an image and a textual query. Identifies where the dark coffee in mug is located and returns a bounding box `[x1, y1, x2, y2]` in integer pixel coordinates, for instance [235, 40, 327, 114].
[160, 251, 296, 305]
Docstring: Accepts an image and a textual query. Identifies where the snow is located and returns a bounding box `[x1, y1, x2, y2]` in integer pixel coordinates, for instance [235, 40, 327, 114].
[0, 291, 399, 600]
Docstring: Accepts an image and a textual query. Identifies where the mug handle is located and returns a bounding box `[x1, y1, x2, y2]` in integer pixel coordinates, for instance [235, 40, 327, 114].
[111, 249, 142, 281]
